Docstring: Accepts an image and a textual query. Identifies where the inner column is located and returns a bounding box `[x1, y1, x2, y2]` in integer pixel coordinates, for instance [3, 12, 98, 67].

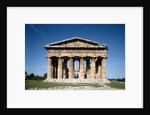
[53, 58, 57, 79]
[86, 58, 90, 79]
[90, 57, 96, 79]
[96, 57, 101, 79]
[74, 59, 79, 78]
[63, 58, 68, 79]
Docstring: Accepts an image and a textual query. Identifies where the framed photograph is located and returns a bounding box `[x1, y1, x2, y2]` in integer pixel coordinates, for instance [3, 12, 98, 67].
[1, 0, 148, 111]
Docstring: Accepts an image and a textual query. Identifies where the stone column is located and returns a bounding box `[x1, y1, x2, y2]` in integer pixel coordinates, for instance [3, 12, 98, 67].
[90, 57, 96, 79]
[63, 69, 66, 79]
[47, 57, 52, 80]
[58, 57, 62, 79]
[79, 57, 84, 79]
[97, 64, 101, 78]
[86, 59, 90, 79]
[69, 57, 74, 79]
[63, 59, 67, 79]
[97, 58, 101, 79]
[101, 57, 106, 79]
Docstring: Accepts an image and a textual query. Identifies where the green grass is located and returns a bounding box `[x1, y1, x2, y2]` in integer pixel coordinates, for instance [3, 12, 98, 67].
[106, 81, 125, 89]
[25, 80, 102, 89]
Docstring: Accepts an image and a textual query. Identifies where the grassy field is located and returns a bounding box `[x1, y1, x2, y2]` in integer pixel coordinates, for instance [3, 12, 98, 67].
[25, 80, 102, 89]
[25, 80, 125, 89]
[106, 81, 125, 89]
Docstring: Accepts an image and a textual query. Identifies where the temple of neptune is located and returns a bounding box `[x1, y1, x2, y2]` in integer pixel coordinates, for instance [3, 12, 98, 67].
[44, 37, 109, 83]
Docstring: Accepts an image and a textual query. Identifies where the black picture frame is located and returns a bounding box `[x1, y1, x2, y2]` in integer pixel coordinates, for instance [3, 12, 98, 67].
[0, 0, 149, 113]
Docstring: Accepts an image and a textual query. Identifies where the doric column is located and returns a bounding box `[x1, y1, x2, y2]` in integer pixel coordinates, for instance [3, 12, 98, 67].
[97, 64, 101, 78]
[97, 58, 101, 79]
[63, 69, 66, 79]
[101, 57, 106, 79]
[69, 57, 74, 79]
[47, 57, 52, 80]
[58, 57, 62, 79]
[79, 57, 84, 79]
[86, 59, 90, 79]
[90, 57, 96, 79]
[63, 59, 67, 79]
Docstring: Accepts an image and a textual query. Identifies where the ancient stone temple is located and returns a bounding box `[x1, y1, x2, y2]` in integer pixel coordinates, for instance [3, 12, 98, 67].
[44, 37, 109, 83]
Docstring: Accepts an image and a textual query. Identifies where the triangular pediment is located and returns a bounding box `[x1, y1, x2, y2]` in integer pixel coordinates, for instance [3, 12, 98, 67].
[44, 37, 101, 48]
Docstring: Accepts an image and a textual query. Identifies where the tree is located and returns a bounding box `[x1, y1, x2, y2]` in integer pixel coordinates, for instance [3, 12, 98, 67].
[25, 71, 27, 80]
[27, 73, 35, 80]
[122, 78, 125, 82]
[25, 71, 27, 75]
[43, 73, 47, 79]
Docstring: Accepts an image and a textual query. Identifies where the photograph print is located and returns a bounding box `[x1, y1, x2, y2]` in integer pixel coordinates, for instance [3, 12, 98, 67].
[25, 24, 125, 90]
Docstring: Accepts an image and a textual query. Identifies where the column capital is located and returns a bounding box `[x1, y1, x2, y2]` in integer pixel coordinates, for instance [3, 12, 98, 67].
[90, 57, 97, 59]
[58, 56, 62, 58]
[101, 56, 108, 59]
[63, 57, 69, 61]
[69, 56, 74, 58]
[80, 56, 85, 58]
[80, 57, 84, 59]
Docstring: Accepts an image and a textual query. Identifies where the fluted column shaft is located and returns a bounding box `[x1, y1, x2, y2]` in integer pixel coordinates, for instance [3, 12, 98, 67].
[86, 59, 90, 78]
[58, 57, 62, 79]
[69, 57, 74, 79]
[63, 59, 67, 79]
[91, 57, 96, 79]
[97, 59, 101, 79]
[101, 58, 106, 79]
[79, 57, 84, 79]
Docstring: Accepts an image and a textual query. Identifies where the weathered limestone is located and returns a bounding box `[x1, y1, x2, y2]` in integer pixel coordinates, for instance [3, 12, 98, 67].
[86, 59, 90, 78]
[47, 57, 52, 80]
[97, 58, 101, 78]
[79, 57, 84, 79]
[69, 57, 74, 79]
[45, 37, 108, 83]
[97, 64, 101, 78]
[101, 57, 106, 79]
[63, 69, 66, 79]
[63, 59, 67, 79]
[91, 57, 96, 79]
[58, 57, 62, 79]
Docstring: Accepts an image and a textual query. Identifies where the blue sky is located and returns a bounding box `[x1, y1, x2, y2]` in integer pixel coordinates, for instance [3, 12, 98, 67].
[25, 24, 125, 78]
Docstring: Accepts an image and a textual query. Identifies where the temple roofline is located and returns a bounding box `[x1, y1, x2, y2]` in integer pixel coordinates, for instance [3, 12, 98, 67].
[44, 37, 108, 49]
